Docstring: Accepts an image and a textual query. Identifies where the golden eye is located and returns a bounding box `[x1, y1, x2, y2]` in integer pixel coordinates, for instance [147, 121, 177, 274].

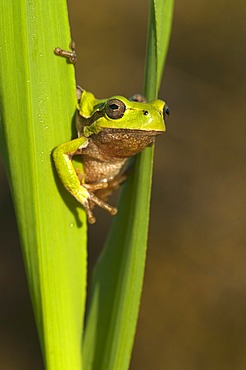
[105, 99, 126, 119]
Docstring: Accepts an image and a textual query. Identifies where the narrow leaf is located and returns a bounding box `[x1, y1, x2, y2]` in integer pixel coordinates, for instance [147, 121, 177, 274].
[83, 1, 174, 369]
[0, 2, 87, 369]
[154, 0, 174, 90]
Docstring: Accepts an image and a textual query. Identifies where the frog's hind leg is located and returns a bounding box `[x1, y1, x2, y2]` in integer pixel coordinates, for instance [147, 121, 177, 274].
[83, 168, 131, 220]
[106, 170, 129, 190]
[75, 167, 85, 184]
[83, 181, 109, 192]
[93, 168, 131, 202]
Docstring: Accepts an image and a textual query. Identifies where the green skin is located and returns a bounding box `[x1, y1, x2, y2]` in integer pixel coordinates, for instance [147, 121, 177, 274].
[53, 88, 167, 224]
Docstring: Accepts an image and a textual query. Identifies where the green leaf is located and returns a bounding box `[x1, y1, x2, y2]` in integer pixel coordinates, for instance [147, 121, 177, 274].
[83, 1, 174, 369]
[154, 0, 174, 91]
[144, 0, 174, 99]
[0, 2, 87, 370]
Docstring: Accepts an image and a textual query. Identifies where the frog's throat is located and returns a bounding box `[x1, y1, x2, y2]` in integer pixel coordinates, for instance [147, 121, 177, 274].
[85, 128, 163, 159]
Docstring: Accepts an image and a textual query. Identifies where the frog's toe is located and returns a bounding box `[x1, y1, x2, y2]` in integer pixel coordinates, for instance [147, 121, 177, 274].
[89, 193, 118, 216]
[88, 214, 96, 224]
[84, 181, 108, 191]
[109, 207, 117, 216]
[82, 199, 96, 224]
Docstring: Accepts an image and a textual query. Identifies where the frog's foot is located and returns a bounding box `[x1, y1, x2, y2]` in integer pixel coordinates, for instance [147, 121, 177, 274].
[74, 174, 116, 222]
[75, 183, 117, 224]
[82, 200, 96, 224]
[89, 193, 118, 217]
[92, 170, 130, 203]
[54, 40, 77, 64]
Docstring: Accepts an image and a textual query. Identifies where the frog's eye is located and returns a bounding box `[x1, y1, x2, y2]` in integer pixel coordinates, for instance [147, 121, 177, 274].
[129, 94, 147, 103]
[164, 104, 170, 121]
[105, 99, 126, 119]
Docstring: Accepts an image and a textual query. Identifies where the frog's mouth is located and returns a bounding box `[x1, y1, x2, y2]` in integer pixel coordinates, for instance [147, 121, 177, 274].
[90, 128, 163, 158]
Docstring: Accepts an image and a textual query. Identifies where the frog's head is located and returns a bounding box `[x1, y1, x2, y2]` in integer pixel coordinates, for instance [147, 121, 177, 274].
[77, 90, 169, 138]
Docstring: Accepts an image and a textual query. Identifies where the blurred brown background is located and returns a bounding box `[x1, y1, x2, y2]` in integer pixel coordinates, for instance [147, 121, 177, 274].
[0, 0, 245, 369]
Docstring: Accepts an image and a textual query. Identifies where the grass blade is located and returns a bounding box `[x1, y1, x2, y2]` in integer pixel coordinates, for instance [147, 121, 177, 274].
[154, 0, 174, 92]
[83, 1, 174, 369]
[0, 2, 87, 369]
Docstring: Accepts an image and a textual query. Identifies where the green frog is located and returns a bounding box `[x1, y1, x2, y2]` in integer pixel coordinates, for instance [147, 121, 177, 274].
[53, 45, 169, 223]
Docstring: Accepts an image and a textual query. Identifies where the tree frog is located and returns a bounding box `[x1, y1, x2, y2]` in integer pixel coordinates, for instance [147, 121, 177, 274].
[53, 45, 169, 224]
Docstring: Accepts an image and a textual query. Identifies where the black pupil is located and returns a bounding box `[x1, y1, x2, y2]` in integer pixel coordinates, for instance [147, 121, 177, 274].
[109, 103, 119, 110]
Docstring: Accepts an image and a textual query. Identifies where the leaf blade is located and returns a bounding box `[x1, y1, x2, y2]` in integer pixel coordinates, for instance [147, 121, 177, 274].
[0, 2, 87, 369]
[83, 1, 174, 369]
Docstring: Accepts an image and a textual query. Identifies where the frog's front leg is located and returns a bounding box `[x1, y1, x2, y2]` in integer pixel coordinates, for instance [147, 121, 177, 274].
[53, 136, 98, 223]
[53, 137, 117, 224]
